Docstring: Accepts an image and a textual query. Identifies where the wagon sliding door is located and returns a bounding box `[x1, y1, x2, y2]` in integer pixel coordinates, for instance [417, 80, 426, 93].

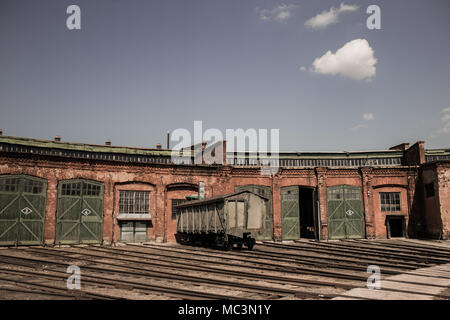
[0, 175, 47, 246]
[327, 185, 365, 240]
[56, 179, 104, 244]
[235, 185, 272, 240]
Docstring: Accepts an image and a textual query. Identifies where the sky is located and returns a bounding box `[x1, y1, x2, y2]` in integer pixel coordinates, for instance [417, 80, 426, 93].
[0, 0, 449, 151]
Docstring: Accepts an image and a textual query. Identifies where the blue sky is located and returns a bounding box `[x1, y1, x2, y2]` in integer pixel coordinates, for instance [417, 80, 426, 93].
[0, 0, 449, 151]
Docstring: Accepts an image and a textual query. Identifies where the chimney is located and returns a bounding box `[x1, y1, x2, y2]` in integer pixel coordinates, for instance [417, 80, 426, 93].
[156, 143, 162, 149]
[54, 136, 61, 142]
[105, 139, 111, 146]
[389, 143, 410, 151]
[166, 131, 170, 149]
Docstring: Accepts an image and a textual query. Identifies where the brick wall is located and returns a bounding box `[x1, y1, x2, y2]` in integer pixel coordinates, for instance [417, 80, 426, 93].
[0, 152, 438, 243]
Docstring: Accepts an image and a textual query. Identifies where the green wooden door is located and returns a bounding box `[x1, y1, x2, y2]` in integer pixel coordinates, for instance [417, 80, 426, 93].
[0, 175, 47, 246]
[235, 185, 272, 240]
[56, 180, 104, 244]
[281, 186, 300, 240]
[120, 221, 148, 242]
[327, 185, 365, 239]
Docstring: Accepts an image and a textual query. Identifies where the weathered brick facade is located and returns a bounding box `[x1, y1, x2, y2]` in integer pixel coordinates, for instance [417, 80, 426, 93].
[0, 135, 449, 244]
[421, 162, 450, 239]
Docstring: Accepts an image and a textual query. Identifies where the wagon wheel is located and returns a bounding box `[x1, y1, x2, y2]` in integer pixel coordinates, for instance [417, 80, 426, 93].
[236, 243, 243, 250]
[224, 241, 233, 251]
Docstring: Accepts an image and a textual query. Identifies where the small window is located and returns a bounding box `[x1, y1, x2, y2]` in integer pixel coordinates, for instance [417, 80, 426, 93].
[61, 182, 81, 196]
[119, 190, 150, 215]
[82, 183, 101, 196]
[345, 188, 361, 200]
[380, 192, 401, 212]
[328, 188, 343, 200]
[425, 183, 435, 198]
[0, 178, 19, 193]
[23, 179, 44, 194]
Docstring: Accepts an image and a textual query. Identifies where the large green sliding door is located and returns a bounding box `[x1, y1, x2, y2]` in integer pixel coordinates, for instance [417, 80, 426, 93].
[327, 185, 365, 239]
[56, 179, 104, 244]
[235, 185, 272, 240]
[281, 186, 300, 240]
[0, 175, 47, 246]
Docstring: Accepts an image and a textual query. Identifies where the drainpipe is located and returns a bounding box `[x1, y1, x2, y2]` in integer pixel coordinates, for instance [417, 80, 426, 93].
[162, 176, 167, 243]
[317, 200, 321, 241]
[111, 183, 116, 246]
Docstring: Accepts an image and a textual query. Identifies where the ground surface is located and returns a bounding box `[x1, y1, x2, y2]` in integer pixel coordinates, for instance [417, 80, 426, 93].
[0, 239, 449, 300]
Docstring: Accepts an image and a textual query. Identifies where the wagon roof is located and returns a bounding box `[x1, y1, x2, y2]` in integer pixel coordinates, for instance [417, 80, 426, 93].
[175, 190, 268, 208]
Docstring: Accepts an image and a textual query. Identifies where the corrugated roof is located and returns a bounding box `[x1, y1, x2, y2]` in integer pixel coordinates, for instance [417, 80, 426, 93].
[0, 135, 174, 157]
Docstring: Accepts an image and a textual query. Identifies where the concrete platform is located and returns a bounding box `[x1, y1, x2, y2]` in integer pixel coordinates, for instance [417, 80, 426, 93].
[333, 263, 450, 300]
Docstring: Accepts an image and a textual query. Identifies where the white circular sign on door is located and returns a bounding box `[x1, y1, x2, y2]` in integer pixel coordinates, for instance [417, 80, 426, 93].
[21, 207, 33, 215]
[346, 209, 354, 216]
[81, 208, 91, 216]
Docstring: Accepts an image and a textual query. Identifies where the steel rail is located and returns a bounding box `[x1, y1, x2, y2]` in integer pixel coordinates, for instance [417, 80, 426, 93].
[73, 245, 368, 283]
[0, 272, 114, 300]
[353, 239, 450, 255]
[41, 246, 362, 287]
[293, 240, 450, 263]
[24, 247, 329, 299]
[261, 242, 436, 267]
[128, 243, 409, 276]
[0, 254, 245, 300]
[139, 243, 415, 274]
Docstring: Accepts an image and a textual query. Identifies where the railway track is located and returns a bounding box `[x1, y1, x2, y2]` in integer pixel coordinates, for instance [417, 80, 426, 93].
[0, 255, 248, 300]
[0, 239, 449, 300]
[25, 247, 351, 295]
[22, 248, 334, 299]
[261, 241, 448, 267]
[138, 243, 411, 274]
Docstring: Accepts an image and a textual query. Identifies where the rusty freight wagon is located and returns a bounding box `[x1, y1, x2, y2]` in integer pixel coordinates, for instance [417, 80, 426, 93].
[175, 191, 269, 250]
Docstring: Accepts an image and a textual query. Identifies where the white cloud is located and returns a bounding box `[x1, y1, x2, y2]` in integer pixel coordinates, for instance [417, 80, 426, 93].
[299, 66, 306, 71]
[256, 4, 299, 22]
[350, 124, 368, 131]
[311, 38, 377, 81]
[305, 2, 358, 29]
[350, 113, 374, 131]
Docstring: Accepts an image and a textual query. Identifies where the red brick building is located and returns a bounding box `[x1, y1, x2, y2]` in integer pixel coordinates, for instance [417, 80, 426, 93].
[0, 133, 449, 246]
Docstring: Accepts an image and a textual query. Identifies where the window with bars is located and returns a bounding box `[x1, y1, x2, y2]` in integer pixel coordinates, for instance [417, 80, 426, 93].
[328, 188, 343, 200]
[380, 192, 401, 212]
[119, 191, 150, 215]
[23, 179, 44, 194]
[83, 183, 101, 196]
[171, 199, 187, 219]
[0, 178, 19, 192]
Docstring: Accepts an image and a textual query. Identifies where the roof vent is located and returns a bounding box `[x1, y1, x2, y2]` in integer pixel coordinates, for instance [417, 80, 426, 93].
[156, 143, 162, 149]
[54, 136, 61, 142]
[105, 139, 111, 146]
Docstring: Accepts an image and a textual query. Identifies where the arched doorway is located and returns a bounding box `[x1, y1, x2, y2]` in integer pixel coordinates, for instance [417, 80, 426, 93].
[327, 185, 365, 239]
[0, 175, 47, 245]
[281, 186, 317, 240]
[55, 179, 104, 244]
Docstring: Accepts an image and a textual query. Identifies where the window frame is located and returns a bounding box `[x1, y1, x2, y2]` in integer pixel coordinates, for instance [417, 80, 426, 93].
[118, 190, 150, 215]
[380, 192, 401, 212]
